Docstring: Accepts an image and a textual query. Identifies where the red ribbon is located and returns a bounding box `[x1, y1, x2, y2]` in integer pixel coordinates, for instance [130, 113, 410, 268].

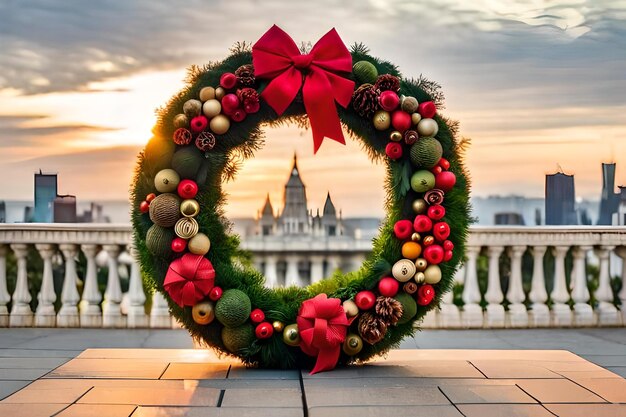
[252, 25, 355, 153]
[164, 254, 215, 307]
[297, 293, 349, 374]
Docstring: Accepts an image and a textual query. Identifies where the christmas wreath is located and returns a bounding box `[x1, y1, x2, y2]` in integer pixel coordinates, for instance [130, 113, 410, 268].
[132, 26, 470, 374]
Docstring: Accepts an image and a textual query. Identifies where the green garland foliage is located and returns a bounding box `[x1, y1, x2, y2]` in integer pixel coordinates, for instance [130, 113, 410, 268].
[131, 42, 471, 369]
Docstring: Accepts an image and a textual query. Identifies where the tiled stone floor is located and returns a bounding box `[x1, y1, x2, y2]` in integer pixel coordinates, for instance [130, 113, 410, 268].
[0, 348, 625, 417]
[1, 328, 625, 416]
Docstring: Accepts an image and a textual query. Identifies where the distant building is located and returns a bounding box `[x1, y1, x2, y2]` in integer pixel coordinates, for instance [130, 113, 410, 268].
[598, 163, 621, 225]
[0, 201, 5, 223]
[494, 212, 525, 225]
[614, 186, 626, 226]
[33, 171, 58, 223]
[53, 195, 77, 223]
[545, 172, 578, 225]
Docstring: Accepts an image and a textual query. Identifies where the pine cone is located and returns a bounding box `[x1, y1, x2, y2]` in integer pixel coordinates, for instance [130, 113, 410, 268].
[195, 131, 216, 152]
[358, 312, 388, 345]
[375, 74, 400, 92]
[235, 64, 255, 87]
[237, 88, 260, 114]
[375, 296, 403, 326]
[352, 83, 380, 118]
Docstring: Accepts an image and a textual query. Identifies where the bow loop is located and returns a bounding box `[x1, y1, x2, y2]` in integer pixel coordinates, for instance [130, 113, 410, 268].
[252, 26, 355, 153]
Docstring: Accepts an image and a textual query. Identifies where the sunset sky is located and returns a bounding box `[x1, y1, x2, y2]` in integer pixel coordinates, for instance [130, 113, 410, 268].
[1, 0, 625, 218]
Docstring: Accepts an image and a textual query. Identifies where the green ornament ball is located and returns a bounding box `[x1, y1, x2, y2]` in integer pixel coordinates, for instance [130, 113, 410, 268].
[409, 137, 443, 169]
[143, 137, 175, 175]
[215, 289, 252, 328]
[171, 146, 204, 180]
[395, 293, 417, 324]
[222, 324, 255, 353]
[149, 193, 181, 227]
[145, 224, 175, 259]
[410, 170, 436, 193]
[353, 60, 378, 84]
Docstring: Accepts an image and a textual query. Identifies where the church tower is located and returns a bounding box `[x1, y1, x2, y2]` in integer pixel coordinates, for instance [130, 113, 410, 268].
[321, 192, 339, 236]
[279, 154, 310, 234]
[259, 193, 276, 236]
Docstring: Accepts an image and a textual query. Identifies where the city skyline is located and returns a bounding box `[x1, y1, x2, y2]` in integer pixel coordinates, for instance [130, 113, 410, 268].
[1, 1, 625, 218]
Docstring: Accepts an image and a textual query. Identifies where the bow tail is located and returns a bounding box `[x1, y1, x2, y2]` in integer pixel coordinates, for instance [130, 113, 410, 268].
[310, 346, 341, 375]
[302, 69, 346, 153]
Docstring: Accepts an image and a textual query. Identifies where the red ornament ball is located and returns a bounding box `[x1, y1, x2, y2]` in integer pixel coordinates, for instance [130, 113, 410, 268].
[173, 128, 192, 145]
[355, 290, 376, 310]
[391, 111, 412, 133]
[230, 108, 246, 122]
[220, 72, 237, 89]
[221, 94, 240, 114]
[431, 166, 443, 175]
[417, 284, 435, 306]
[250, 308, 265, 323]
[433, 222, 451, 241]
[385, 142, 403, 160]
[139, 201, 150, 213]
[443, 240, 454, 251]
[393, 219, 413, 240]
[444, 250, 454, 262]
[418, 101, 437, 119]
[423, 244, 444, 265]
[438, 157, 450, 171]
[177, 179, 199, 199]
[413, 215, 433, 233]
[378, 277, 400, 297]
[435, 171, 456, 192]
[190, 115, 208, 133]
[171, 237, 187, 253]
[146, 193, 157, 203]
[427, 205, 446, 221]
[255, 322, 274, 339]
[209, 286, 223, 301]
[379, 90, 400, 112]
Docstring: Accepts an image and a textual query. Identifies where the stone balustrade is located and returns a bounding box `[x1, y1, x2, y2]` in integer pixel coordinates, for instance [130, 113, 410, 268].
[0, 224, 625, 328]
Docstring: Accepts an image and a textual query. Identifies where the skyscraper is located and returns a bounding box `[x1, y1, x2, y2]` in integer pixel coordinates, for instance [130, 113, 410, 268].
[53, 195, 77, 223]
[545, 172, 578, 225]
[598, 162, 620, 225]
[33, 171, 58, 223]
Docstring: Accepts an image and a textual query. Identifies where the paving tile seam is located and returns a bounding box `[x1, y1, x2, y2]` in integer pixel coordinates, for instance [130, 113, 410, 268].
[157, 362, 171, 380]
[299, 370, 309, 417]
[467, 361, 488, 378]
[558, 375, 613, 403]
[436, 385, 468, 416]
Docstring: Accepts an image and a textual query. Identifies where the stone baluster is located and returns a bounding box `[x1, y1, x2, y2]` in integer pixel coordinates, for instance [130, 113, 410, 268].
[571, 246, 594, 326]
[102, 244, 125, 328]
[285, 255, 301, 287]
[439, 263, 463, 328]
[484, 245, 505, 328]
[506, 245, 528, 327]
[461, 246, 483, 328]
[35, 244, 57, 327]
[127, 244, 148, 328]
[9, 243, 33, 327]
[326, 255, 341, 276]
[615, 246, 626, 325]
[528, 246, 549, 327]
[594, 246, 619, 325]
[550, 246, 572, 326]
[57, 244, 81, 327]
[264, 255, 278, 288]
[150, 291, 171, 328]
[0, 245, 10, 327]
[310, 255, 325, 284]
[80, 244, 102, 327]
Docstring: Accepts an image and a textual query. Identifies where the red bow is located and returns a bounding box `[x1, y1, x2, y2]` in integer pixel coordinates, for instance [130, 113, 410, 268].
[252, 25, 355, 153]
[297, 293, 349, 374]
[164, 254, 215, 307]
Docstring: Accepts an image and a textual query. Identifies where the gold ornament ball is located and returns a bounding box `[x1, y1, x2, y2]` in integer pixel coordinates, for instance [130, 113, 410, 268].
[412, 199, 428, 214]
[411, 112, 422, 125]
[210, 114, 230, 135]
[272, 321, 285, 332]
[415, 258, 428, 272]
[202, 99, 222, 118]
[283, 324, 301, 346]
[342, 333, 363, 356]
[180, 199, 200, 217]
[401, 96, 419, 113]
[192, 301, 215, 325]
[183, 99, 202, 118]
[342, 300, 359, 317]
[389, 131, 403, 142]
[411, 232, 421, 242]
[424, 264, 442, 284]
[215, 87, 226, 100]
[174, 217, 199, 239]
[199, 86, 216, 102]
[392, 259, 417, 282]
[154, 169, 180, 193]
[414, 272, 426, 284]
[188, 233, 211, 256]
[373, 110, 391, 131]
[173, 113, 189, 129]
[417, 118, 439, 137]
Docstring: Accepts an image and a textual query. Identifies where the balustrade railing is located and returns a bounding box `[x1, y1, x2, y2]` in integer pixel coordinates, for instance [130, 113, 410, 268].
[0, 224, 624, 328]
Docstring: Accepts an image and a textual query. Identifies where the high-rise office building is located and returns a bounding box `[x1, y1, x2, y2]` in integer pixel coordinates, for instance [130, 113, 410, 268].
[53, 195, 77, 223]
[545, 172, 578, 225]
[598, 162, 620, 225]
[0, 201, 5, 223]
[33, 171, 58, 223]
